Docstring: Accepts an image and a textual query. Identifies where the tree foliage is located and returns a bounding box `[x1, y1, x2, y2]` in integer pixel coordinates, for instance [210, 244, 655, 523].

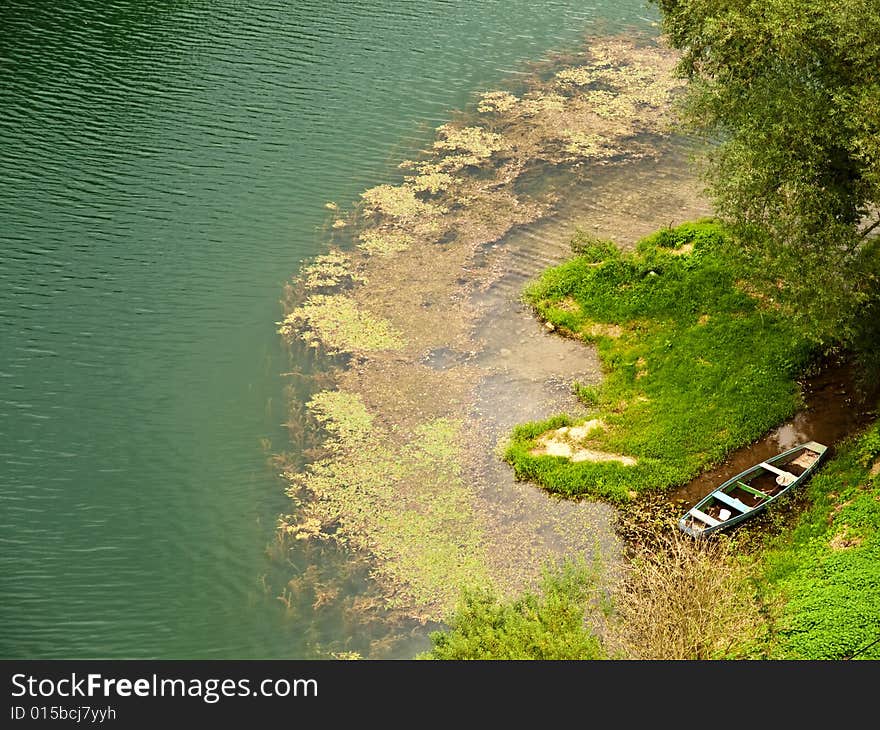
[653, 0, 880, 344]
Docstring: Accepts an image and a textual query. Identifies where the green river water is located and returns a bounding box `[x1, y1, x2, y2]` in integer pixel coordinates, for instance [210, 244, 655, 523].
[0, 1, 657, 658]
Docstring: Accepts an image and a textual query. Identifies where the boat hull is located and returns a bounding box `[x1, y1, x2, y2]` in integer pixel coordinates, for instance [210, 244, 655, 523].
[678, 441, 828, 538]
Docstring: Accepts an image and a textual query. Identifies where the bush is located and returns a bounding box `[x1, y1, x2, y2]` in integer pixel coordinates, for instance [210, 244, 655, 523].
[421, 560, 607, 660]
[612, 529, 767, 659]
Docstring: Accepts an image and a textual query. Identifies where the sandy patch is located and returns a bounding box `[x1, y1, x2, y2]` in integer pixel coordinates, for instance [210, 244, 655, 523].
[588, 322, 623, 338]
[529, 420, 637, 465]
[669, 242, 694, 255]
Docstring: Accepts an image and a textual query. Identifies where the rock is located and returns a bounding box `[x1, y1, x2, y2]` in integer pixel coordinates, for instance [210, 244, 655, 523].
[544, 321, 556, 332]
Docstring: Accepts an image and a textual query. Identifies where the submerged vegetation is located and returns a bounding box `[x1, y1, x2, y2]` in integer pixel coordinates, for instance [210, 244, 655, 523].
[280, 389, 488, 619]
[505, 220, 814, 503]
[274, 35, 690, 627]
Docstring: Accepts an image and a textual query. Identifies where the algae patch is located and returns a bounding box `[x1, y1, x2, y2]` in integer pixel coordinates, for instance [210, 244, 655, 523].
[278, 295, 404, 354]
[277, 33, 691, 622]
[282, 390, 490, 619]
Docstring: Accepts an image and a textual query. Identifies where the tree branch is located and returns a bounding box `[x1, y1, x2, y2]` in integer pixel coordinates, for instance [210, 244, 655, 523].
[860, 214, 880, 240]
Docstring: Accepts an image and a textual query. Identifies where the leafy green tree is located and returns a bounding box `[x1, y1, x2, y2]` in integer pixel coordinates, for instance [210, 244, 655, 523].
[652, 0, 880, 345]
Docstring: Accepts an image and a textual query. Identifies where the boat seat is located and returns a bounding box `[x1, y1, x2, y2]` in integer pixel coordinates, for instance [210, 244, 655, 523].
[688, 507, 721, 527]
[759, 462, 796, 480]
[737, 481, 771, 500]
[713, 491, 751, 513]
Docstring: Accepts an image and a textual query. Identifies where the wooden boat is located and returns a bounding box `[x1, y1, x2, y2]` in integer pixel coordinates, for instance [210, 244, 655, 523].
[678, 441, 828, 537]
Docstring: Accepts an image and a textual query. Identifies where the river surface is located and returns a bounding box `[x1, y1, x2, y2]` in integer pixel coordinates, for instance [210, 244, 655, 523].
[0, 1, 662, 658]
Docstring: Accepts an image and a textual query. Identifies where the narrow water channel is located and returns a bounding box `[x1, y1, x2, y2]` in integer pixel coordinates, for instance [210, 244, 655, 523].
[671, 359, 879, 507]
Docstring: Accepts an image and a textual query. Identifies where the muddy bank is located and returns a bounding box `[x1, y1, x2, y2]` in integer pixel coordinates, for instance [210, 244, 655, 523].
[277, 33, 711, 623]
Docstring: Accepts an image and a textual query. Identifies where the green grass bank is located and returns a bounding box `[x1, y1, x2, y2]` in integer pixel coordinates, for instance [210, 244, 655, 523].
[421, 220, 880, 659]
[755, 422, 880, 659]
[504, 220, 816, 503]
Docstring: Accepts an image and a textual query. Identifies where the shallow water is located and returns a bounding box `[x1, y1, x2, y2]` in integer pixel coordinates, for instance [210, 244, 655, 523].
[0, 1, 661, 658]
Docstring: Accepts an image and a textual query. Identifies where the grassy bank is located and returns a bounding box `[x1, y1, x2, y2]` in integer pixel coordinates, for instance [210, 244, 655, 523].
[424, 419, 880, 659]
[504, 220, 815, 503]
[424, 219, 880, 659]
[755, 422, 880, 659]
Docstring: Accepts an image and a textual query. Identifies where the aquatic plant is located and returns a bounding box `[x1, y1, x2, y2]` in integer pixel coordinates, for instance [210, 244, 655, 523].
[277, 294, 404, 354]
[585, 89, 634, 119]
[560, 131, 617, 161]
[357, 229, 413, 256]
[519, 92, 567, 116]
[432, 125, 506, 161]
[555, 66, 598, 87]
[284, 390, 490, 618]
[298, 251, 362, 290]
[477, 90, 519, 114]
[361, 184, 443, 221]
[407, 171, 456, 195]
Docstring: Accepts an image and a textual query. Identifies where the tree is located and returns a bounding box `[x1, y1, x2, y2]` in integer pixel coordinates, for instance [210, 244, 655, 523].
[652, 0, 880, 345]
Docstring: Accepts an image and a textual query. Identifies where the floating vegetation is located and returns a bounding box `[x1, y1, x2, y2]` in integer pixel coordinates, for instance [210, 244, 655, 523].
[432, 125, 507, 162]
[561, 131, 617, 161]
[555, 66, 598, 87]
[477, 90, 519, 114]
[278, 294, 404, 354]
[361, 184, 444, 221]
[298, 251, 362, 291]
[585, 89, 633, 119]
[357, 229, 413, 256]
[308, 389, 374, 445]
[407, 171, 456, 195]
[519, 91, 568, 116]
[283, 390, 490, 618]
[278, 34, 691, 622]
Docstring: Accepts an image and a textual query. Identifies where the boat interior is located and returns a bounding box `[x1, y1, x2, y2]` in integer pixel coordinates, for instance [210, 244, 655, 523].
[681, 446, 822, 532]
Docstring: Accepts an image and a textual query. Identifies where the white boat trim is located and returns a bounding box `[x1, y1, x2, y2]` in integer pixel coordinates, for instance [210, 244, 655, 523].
[689, 507, 721, 527]
[759, 462, 797, 480]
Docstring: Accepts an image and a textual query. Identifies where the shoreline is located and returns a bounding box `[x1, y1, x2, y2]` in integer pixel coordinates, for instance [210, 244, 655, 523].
[276, 33, 711, 626]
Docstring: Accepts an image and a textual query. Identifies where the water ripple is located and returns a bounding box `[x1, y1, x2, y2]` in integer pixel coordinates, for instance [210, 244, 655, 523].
[0, 0, 656, 658]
